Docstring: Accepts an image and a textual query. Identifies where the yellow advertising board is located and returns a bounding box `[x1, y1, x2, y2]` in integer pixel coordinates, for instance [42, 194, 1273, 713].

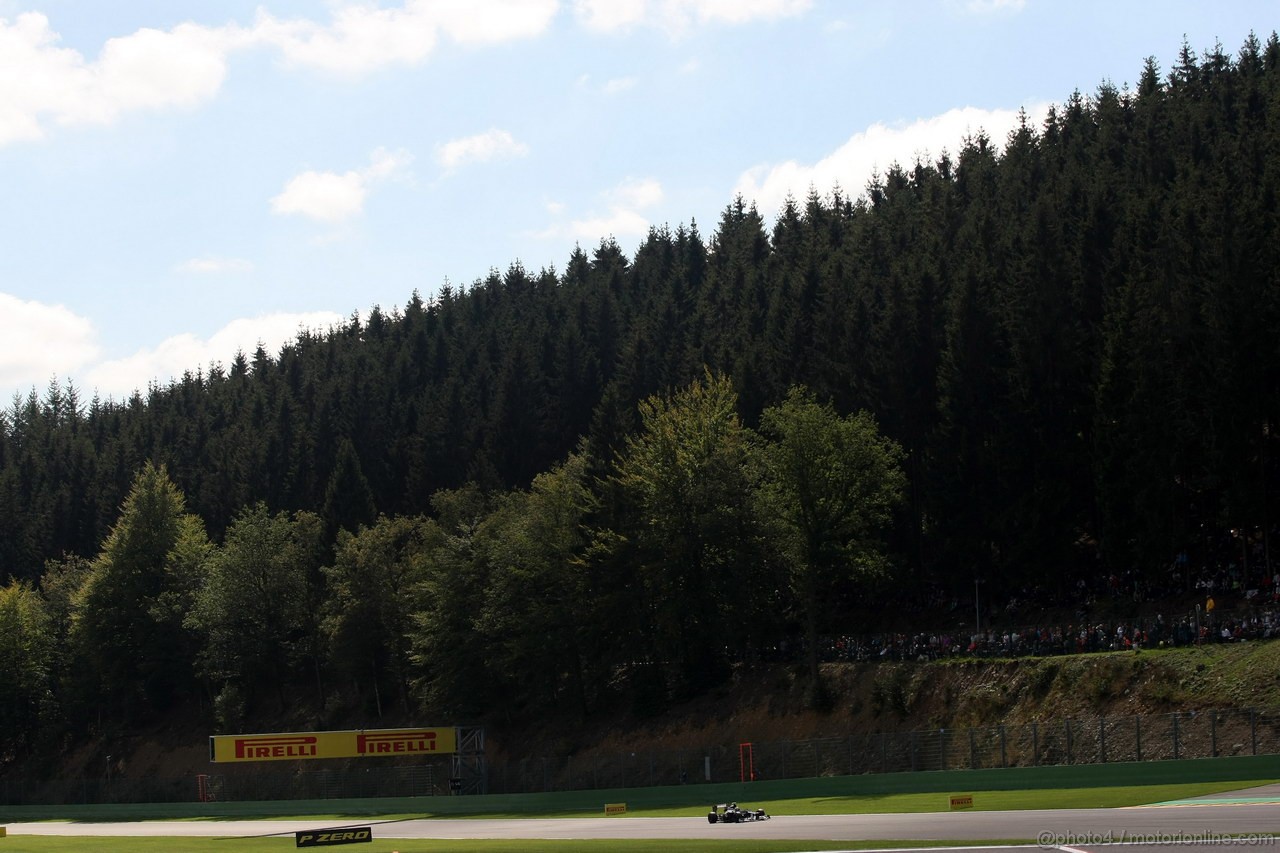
[210, 727, 458, 763]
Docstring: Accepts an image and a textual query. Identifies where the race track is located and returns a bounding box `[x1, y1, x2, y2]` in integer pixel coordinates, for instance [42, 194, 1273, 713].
[7, 785, 1280, 844]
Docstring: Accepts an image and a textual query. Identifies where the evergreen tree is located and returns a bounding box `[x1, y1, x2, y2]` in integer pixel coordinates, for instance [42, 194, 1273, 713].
[70, 462, 209, 723]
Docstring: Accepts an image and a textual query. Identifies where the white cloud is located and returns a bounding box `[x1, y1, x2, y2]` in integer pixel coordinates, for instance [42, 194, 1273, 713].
[735, 103, 1052, 219]
[0, 297, 347, 403]
[94, 22, 237, 114]
[539, 176, 663, 242]
[558, 208, 651, 242]
[84, 311, 344, 401]
[574, 0, 811, 35]
[613, 177, 664, 209]
[426, 0, 562, 44]
[436, 129, 529, 171]
[271, 147, 412, 223]
[176, 256, 255, 274]
[0, 292, 99, 395]
[250, 4, 437, 75]
[0, 11, 239, 145]
[0, 2, 558, 146]
[251, 0, 558, 75]
[272, 171, 366, 223]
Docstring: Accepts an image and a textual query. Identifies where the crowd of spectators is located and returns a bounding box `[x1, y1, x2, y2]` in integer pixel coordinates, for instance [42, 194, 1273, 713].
[793, 527, 1280, 664]
[816, 609, 1280, 663]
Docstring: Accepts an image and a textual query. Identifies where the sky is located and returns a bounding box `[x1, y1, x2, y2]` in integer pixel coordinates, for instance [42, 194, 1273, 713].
[0, 0, 1273, 405]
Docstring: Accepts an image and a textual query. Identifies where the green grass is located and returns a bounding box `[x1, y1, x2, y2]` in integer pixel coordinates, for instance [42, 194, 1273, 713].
[0, 839, 1024, 853]
[413, 778, 1273, 818]
[1130, 641, 1280, 709]
[734, 779, 1273, 814]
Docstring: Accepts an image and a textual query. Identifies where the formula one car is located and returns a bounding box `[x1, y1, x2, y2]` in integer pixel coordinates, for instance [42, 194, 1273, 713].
[707, 802, 770, 823]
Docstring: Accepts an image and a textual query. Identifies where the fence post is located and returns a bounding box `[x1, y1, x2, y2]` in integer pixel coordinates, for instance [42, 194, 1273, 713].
[1136, 716, 1142, 762]
[1211, 710, 1218, 757]
[910, 731, 918, 772]
[1065, 719, 1073, 764]
[1251, 710, 1258, 756]
[1172, 714, 1180, 760]
[881, 732, 888, 773]
[1032, 722, 1039, 766]
[999, 725, 1007, 768]
[939, 729, 947, 770]
[1100, 716, 1107, 763]
[969, 728, 978, 769]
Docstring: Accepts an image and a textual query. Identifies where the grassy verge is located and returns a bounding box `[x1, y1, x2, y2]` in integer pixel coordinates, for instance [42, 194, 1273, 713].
[436, 779, 1273, 818]
[724, 779, 1274, 814]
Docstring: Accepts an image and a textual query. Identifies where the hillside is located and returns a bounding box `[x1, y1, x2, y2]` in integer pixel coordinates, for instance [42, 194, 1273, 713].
[35, 638, 1280, 795]
[499, 640, 1280, 763]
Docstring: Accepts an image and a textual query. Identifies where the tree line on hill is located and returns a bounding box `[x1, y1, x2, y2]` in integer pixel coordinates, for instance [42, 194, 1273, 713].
[2, 34, 1280, 759]
[3, 375, 903, 759]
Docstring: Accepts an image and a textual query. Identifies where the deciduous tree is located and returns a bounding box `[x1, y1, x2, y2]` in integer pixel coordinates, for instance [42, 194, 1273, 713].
[756, 387, 905, 698]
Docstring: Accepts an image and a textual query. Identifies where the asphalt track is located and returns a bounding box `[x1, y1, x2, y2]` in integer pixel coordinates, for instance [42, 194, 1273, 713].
[6, 785, 1280, 846]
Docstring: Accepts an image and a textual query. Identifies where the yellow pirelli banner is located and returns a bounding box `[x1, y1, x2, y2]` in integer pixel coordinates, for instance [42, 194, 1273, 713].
[210, 727, 458, 763]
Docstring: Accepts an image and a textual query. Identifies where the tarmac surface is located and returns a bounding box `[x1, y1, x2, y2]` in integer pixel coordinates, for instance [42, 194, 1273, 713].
[5, 784, 1280, 848]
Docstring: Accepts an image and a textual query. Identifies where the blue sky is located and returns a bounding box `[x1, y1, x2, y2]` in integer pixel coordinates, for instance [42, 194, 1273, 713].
[0, 0, 1272, 404]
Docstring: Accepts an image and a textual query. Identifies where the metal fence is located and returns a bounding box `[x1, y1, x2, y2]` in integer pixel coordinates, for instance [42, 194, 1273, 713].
[4, 707, 1278, 805]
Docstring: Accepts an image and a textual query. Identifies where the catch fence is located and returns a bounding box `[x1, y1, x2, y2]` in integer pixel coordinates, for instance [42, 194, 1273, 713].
[485, 707, 1279, 793]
